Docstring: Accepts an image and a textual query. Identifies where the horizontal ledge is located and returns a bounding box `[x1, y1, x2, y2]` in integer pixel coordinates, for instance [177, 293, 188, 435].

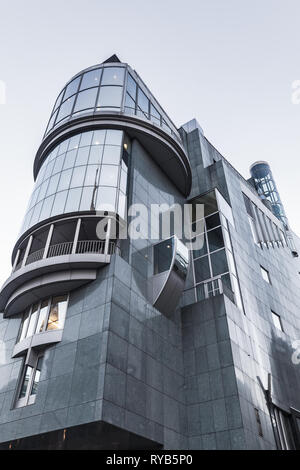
[12, 329, 64, 358]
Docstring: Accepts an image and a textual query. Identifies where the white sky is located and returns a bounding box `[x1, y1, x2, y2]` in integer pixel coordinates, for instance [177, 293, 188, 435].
[0, 0, 299, 286]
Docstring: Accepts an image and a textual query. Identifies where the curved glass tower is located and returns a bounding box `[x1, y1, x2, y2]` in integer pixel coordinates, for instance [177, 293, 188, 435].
[0, 54, 191, 319]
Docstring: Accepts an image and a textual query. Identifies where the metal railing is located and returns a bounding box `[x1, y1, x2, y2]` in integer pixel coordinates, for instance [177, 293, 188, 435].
[182, 276, 235, 307]
[76, 239, 105, 254]
[25, 248, 45, 265]
[13, 239, 117, 271]
[47, 241, 73, 258]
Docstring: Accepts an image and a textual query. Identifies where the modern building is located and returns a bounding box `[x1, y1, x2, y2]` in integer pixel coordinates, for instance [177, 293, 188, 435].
[0, 55, 300, 450]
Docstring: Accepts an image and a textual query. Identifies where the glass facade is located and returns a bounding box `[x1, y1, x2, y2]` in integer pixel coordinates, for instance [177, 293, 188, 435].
[44, 64, 180, 143]
[20, 129, 128, 234]
[188, 190, 243, 310]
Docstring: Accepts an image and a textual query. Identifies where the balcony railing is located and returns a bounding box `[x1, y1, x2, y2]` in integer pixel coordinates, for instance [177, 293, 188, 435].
[182, 276, 236, 307]
[13, 239, 117, 272]
[48, 241, 73, 258]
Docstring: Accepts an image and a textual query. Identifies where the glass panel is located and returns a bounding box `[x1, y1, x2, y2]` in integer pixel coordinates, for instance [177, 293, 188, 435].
[96, 186, 117, 211]
[19, 365, 33, 399]
[92, 129, 106, 145]
[100, 165, 119, 187]
[154, 238, 174, 274]
[68, 134, 81, 150]
[26, 304, 39, 338]
[137, 88, 149, 116]
[46, 109, 58, 133]
[206, 213, 221, 230]
[30, 201, 43, 227]
[79, 131, 93, 147]
[193, 234, 207, 258]
[150, 103, 161, 125]
[207, 227, 224, 252]
[75, 147, 90, 166]
[102, 145, 121, 165]
[53, 89, 64, 112]
[118, 191, 127, 218]
[64, 76, 80, 100]
[70, 166, 86, 188]
[84, 165, 99, 186]
[80, 68, 102, 90]
[89, 145, 103, 164]
[193, 191, 218, 219]
[63, 149, 77, 170]
[18, 308, 30, 342]
[52, 153, 66, 174]
[57, 169, 72, 191]
[210, 249, 228, 277]
[35, 300, 49, 334]
[101, 67, 125, 86]
[97, 86, 122, 108]
[127, 73, 137, 99]
[80, 186, 95, 211]
[125, 92, 135, 112]
[45, 173, 60, 197]
[51, 191, 67, 216]
[39, 195, 55, 221]
[73, 87, 98, 112]
[47, 295, 68, 330]
[120, 169, 127, 193]
[56, 95, 75, 123]
[58, 139, 69, 155]
[30, 357, 44, 396]
[105, 129, 123, 146]
[43, 159, 55, 180]
[64, 187, 82, 213]
[194, 256, 211, 283]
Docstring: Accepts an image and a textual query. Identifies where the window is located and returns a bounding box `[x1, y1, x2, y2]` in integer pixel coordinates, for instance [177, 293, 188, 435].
[101, 67, 125, 86]
[153, 238, 174, 275]
[64, 77, 80, 100]
[17, 295, 69, 342]
[254, 408, 263, 437]
[97, 86, 122, 108]
[73, 88, 98, 113]
[248, 215, 259, 244]
[16, 354, 44, 408]
[260, 265, 271, 283]
[273, 406, 297, 450]
[80, 68, 102, 90]
[272, 311, 283, 331]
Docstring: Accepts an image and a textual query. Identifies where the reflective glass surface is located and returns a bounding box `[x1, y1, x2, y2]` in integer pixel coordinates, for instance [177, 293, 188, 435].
[20, 129, 128, 234]
[45, 64, 181, 143]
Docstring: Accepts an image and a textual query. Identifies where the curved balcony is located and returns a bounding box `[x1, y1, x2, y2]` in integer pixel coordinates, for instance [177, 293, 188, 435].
[0, 215, 118, 317]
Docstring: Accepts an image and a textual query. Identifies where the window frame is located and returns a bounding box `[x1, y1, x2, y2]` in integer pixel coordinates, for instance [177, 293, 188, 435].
[17, 294, 69, 343]
[15, 353, 44, 408]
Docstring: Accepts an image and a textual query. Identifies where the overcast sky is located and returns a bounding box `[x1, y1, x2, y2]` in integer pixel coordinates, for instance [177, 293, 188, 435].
[0, 0, 299, 286]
